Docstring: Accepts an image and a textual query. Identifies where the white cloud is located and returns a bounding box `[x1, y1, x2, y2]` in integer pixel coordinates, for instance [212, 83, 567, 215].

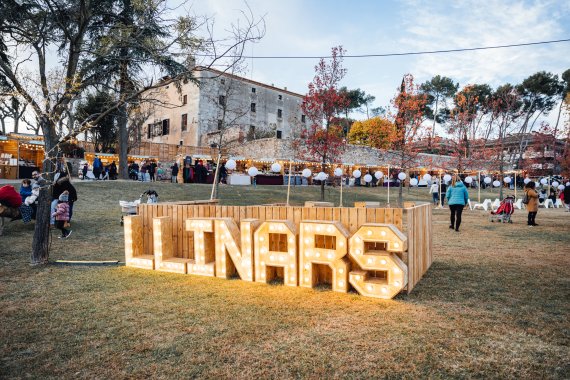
[400, 0, 569, 88]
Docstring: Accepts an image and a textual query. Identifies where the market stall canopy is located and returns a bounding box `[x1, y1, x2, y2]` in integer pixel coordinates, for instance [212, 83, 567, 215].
[193, 154, 212, 161]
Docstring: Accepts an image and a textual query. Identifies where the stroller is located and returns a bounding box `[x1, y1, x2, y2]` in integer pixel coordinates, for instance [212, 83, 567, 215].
[489, 196, 515, 223]
[119, 190, 159, 225]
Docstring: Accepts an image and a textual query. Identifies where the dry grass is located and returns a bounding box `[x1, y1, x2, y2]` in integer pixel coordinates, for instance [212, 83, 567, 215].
[1, 181, 569, 379]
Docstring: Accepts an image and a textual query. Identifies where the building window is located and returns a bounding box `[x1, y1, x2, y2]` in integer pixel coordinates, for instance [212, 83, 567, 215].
[221, 78, 225, 84]
[252, 87, 256, 93]
[217, 120, 223, 130]
[276, 130, 282, 139]
[219, 95, 226, 106]
[147, 124, 151, 139]
[249, 125, 255, 135]
[278, 95, 282, 100]
[251, 103, 256, 112]
[162, 119, 170, 135]
[181, 114, 187, 132]
[182, 95, 187, 105]
[301, 114, 306, 123]
[277, 109, 282, 118]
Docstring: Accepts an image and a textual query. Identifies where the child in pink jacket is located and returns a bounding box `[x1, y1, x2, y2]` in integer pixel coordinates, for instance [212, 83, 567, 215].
[52, 191, 72, 238]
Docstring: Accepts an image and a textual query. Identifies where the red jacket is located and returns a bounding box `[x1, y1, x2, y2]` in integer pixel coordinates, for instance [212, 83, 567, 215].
[53, 202, 70, 221]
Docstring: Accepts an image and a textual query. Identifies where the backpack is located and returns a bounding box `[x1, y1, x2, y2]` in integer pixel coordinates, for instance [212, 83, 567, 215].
[522, 192, 529, 205]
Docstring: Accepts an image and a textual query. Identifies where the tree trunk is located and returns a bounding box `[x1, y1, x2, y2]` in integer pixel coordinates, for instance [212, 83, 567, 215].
[117, 0, 133, 180]
[31, 116, 56, 265]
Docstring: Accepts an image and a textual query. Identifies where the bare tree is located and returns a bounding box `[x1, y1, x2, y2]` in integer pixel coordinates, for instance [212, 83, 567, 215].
[0, 0, 264, 264]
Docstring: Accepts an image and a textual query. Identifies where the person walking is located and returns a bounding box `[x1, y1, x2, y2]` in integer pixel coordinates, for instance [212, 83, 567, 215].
[52, 191, 72, 238]
[92, 155, 103, 180]
[171, 163, 179, 183]
[563, 183, 570, 212]
[429, 180, 439, 205]
[524, 181, 539, 226]
[446, 176, 469, 232]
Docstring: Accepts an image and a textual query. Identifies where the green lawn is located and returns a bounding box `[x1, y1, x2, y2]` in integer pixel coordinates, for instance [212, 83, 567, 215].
[1, 181, 568, 378]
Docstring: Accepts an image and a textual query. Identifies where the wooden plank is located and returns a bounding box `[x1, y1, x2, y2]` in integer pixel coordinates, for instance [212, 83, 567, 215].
[393, 208, 403, 230]
[406, 207, 415, 294]
[357, 208, 366, 228]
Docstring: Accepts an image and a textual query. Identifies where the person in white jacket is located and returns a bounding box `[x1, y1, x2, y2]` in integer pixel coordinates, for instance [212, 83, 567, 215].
[429, 181, 439, 205]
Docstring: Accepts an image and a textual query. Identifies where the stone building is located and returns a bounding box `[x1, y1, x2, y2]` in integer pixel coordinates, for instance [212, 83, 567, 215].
[140, 67, 306, 148]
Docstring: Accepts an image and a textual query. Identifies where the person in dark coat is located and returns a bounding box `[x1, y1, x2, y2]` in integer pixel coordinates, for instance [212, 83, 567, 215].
[218, 163, 228, 184]
[109, 161, 118, 180]
[149, 161, 156, 182]
[171, 163, 179, 183]
[82, 163, 88, 180]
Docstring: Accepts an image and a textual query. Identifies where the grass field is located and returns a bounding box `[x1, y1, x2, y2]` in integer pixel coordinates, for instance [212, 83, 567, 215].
[1, 180, 569, 378]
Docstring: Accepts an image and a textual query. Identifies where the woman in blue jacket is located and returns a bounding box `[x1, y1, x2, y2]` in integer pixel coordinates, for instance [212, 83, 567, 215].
[446, 176, 469, 232]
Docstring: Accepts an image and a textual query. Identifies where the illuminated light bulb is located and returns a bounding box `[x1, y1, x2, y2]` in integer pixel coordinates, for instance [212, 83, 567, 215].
[381, 231, 386, 237]
[200, 244, 204, 250]
[381, 287, 388, 293]
[247, 271, 252, 277]
[304, 264, 310, 270]
[355, 249, 361, 255]
[304, 277, 309, 282]
[380, 259, 387, 265]
[225, 234, 230, 240]
[367, 285, 373, 291]
[339, 241, 344, 247]
[289, 263, 295, 268]
[367, 258, 373, 264]
[269, 225, 275, 231]
[367, 230, 372, 236]
[305, 250, 311, 257]
[393, 268, 400, 274]
[236, 253, 241, 258]
[355, 275, 361, 281]
[244, 225, 249, 231]
[200, 255, 205, 261]
[316, 225, 321, 232]
[221, 269, 225, 274]
[261, 273, 266, 279]
[260, 261, 265, 266]
[394, 243, 400, 249]
[327, 226, 333, 233]
[304, 238, 310, 244]
[338, 268, 344, 274]
[269, 255, 275, 261]
[355, 237, 361, 243]
[261, 247, 267, 254]
[245, 237, 250, 243]
[290, 276, 295, 282]
[279, 255, 285, 262]
[304, 225, 311, 232]
[338, 280, 344, 287]
[289, 237, 294, 243]
[260, 236, 265, 242]
[243, 259, 250, 266]
[316, 252, 320, 258]
[279, 225, 285, 231]
[394, 281, 400, 287]
[327, 253, 333, 259]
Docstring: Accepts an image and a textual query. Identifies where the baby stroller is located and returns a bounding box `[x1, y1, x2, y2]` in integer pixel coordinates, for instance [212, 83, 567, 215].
[489, 196, 514, 223]
[119, 190, 159, 225]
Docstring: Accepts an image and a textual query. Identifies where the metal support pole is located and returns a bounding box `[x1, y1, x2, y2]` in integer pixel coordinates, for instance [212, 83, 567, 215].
[210, 153, 221, 201]
[478, 171, 481, 203]
[286, 160, 292, 206]
[387, 164, 390, 205]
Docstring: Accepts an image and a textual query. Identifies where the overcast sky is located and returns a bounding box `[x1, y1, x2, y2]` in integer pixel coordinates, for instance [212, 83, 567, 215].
[188, 0, 570, 128]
